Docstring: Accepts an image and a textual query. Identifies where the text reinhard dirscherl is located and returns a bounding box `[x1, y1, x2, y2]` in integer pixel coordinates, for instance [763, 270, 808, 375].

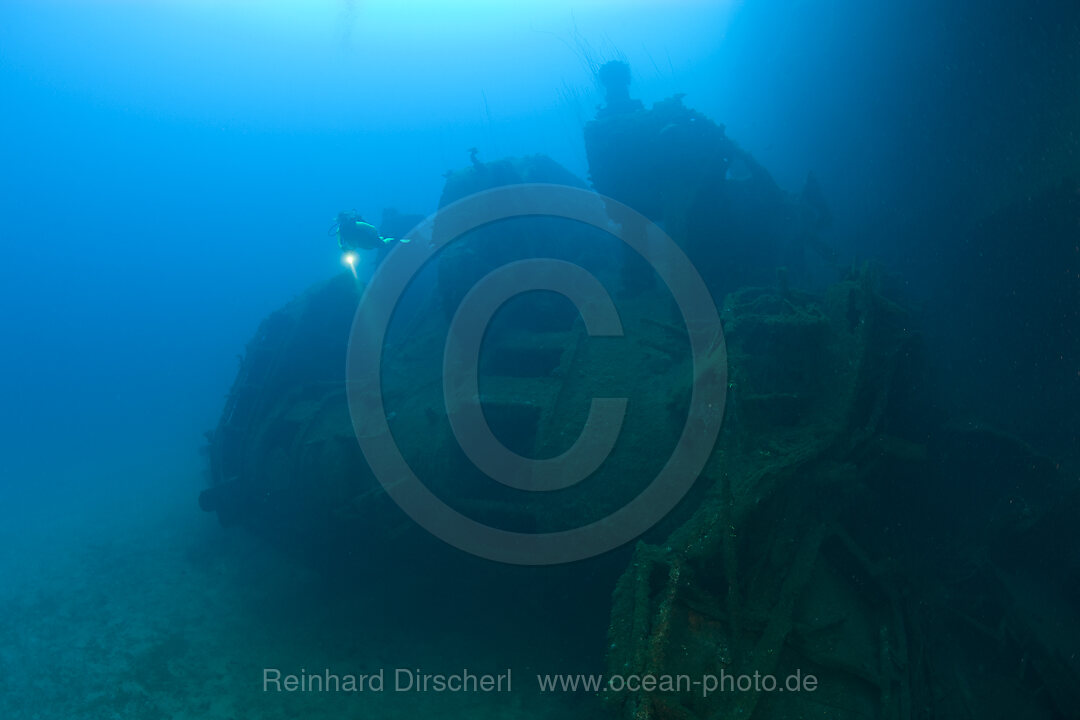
[263, 668, 512, 694]
[262, 668, 819, 698]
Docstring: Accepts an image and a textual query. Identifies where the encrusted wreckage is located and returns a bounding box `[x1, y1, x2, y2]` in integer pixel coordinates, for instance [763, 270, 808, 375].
[200, 80, 1080, 717]
[605, 275, 1080, 718]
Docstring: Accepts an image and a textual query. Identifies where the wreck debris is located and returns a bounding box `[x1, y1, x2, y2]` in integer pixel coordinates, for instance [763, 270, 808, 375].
[604, 272, 1079, 719]
[198, 84, 1080, 717]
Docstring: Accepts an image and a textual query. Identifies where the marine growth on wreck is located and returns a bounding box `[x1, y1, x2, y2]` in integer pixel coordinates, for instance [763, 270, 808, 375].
[199, 64, 1080, 719]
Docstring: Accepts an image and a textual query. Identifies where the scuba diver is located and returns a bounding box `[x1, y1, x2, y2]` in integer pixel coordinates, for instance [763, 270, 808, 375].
[330, 210, 409, 276]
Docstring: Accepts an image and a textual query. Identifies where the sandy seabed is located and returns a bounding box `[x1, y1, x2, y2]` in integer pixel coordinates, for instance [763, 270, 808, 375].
[0, 476, 601, 720]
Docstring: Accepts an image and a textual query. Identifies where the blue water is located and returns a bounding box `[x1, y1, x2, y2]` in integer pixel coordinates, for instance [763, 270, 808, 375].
[1, 1, 1077, 718]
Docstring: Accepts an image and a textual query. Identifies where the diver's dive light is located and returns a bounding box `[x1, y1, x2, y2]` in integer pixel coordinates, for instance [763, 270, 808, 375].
[342, 251, 359, 278]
